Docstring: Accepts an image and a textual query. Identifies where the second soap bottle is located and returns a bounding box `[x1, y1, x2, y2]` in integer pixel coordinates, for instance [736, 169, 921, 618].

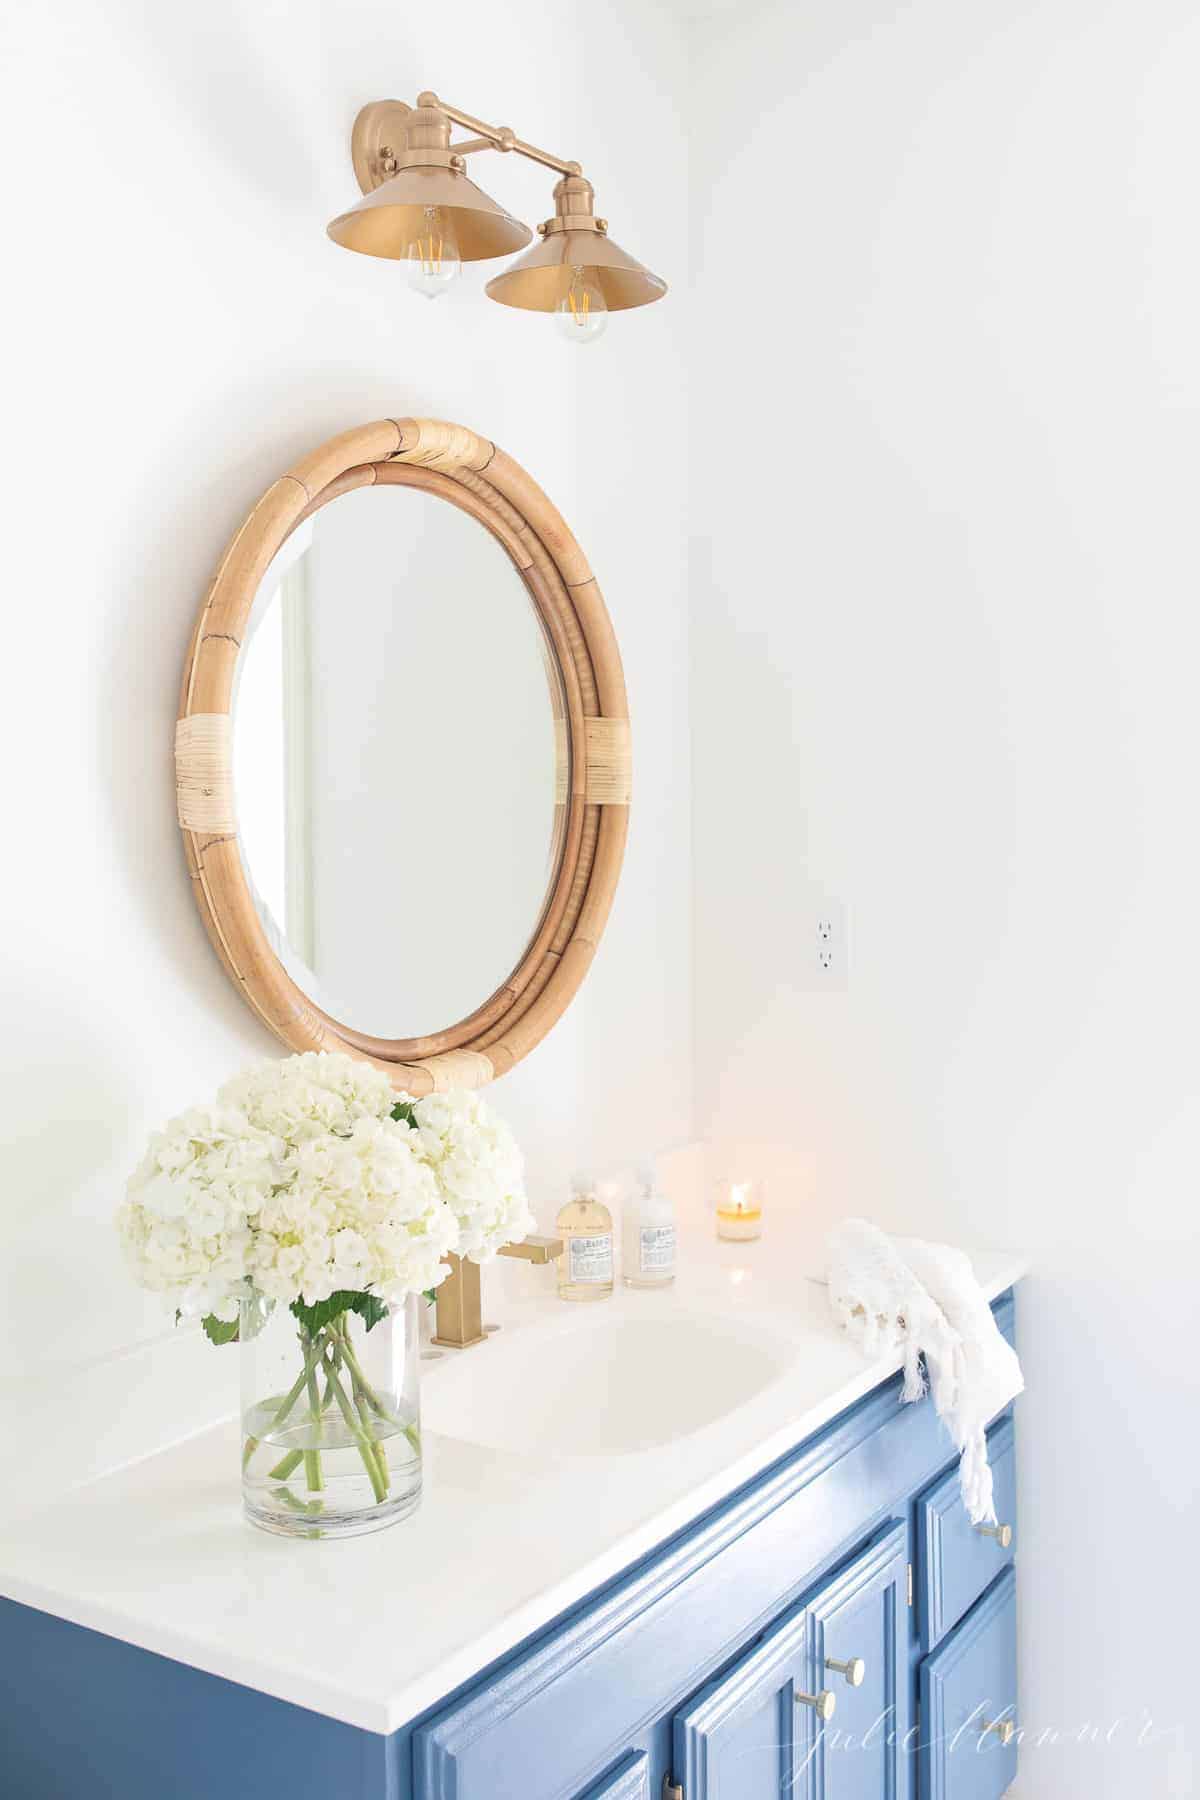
[556, 1171, 615, 1301]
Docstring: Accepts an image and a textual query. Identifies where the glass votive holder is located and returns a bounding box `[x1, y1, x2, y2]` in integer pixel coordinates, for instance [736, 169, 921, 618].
[715, 1178, 765, 1242]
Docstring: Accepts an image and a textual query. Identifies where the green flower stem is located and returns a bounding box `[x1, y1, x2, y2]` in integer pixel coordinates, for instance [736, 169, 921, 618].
[271, 1484, 324, 1518]
[267, 1448, 304, 1482]
[334, 1322, 390, 1490]
[355, 1393, 390, 1495]
[320, 1350, 388, 1504]
[302, 1331, 325, 1493]
[336, 1324, 421, 1457]
[255, 1337, 325, 1480]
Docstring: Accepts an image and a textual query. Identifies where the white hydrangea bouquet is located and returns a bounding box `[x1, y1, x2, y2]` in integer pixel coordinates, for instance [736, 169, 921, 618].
[117, 1051, 533, 1534]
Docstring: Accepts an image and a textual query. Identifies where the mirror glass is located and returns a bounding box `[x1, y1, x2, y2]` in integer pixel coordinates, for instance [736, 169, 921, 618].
[232, 484, 566, 1041]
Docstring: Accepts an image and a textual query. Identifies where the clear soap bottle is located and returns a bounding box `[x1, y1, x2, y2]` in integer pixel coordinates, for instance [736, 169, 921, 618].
[622, 1163, 677, 1289]
[555, 1172, 615, 1301]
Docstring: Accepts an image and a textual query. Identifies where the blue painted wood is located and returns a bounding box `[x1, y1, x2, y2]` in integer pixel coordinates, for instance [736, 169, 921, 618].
[919, 1569, 1018, 1800]
[799, 1522, 910, 1800]
[578, 1749, 651, 1798]
[0, 1596, 400, 1800]
[672, 1596, 807, 1796]
[415, 1293, 1017, 1800]
[917, 1418, 1017, 1653]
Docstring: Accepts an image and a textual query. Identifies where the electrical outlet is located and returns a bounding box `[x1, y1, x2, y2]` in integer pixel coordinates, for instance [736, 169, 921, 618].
[800, 897, 848, 989]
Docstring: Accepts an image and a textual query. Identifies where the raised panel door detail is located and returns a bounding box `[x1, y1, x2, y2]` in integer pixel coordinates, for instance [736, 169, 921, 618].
[918, 1418, 1017, 1652]
[672, 1601, 809, 1797]
[578, 1749, 650, 1798]
[798, 1523, 910, 1800]
[920, 1568, 1018, 1800]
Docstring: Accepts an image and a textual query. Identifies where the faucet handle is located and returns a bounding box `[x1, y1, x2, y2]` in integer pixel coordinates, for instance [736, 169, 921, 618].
[498, 1235, 564, 1265]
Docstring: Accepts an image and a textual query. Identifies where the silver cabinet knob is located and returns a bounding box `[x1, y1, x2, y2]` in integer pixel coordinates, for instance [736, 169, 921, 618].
[795, 1688, 837, 1721]
[975, 1522, 1013, 1549]
[825, 1655, 866, 1687]
[982, 1718, 1016, 1746]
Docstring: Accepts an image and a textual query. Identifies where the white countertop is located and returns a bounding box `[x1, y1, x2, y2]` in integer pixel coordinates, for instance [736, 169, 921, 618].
[0, 1223, 1027, 1735]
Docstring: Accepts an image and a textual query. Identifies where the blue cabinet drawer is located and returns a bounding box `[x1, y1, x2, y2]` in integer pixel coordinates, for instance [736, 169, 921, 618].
[919, 1569, 1018, 1800]
[917, 1417, 1016, 1651]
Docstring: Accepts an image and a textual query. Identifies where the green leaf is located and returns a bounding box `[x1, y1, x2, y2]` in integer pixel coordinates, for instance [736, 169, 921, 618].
[391, 1100, 418, 1129]
[201, 1312, 240, 1346]
[422, 1288, 438, 1306]
[289, 1289, 388, 1338]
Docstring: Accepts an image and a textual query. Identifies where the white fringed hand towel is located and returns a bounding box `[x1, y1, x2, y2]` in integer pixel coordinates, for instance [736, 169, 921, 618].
[826, 1218, 1023, 1524]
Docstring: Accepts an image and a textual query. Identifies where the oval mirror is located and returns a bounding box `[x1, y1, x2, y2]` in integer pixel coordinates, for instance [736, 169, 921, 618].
[232, 485, 565, 1041]
[176, 417, 630, 1095]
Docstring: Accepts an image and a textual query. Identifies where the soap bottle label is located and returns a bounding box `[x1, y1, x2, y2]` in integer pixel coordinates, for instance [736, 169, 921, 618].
[639, 1223, 676, 1274]
[568, 1233, 613, 1285]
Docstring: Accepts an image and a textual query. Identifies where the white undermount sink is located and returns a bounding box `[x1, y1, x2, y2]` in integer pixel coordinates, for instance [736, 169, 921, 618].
[422, 1307, 792, 1457]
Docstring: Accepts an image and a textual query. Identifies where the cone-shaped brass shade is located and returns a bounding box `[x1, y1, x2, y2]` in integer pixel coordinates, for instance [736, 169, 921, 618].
[327, 164, 533, 262]
[485, 227, 668, 312]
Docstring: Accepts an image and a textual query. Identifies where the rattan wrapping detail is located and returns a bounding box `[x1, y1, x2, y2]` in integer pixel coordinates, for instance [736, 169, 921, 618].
[389, 418, 495, 473]
[176, 714, 235, 834]
[584, 717, 632, 804]
[400, 1049, 496, 1093]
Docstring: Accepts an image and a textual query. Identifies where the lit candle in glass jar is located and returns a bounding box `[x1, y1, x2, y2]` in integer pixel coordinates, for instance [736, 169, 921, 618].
[715, 1178, 764, 1241]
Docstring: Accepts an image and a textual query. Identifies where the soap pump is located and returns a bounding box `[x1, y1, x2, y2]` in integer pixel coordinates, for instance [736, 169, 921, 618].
[555, 1171, 615, 1301]
[622, 1162, 677, 1290]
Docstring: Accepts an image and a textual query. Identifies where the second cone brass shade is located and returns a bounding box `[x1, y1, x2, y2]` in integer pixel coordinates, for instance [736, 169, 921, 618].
[486, 173, 667, 313]
[485, 228, 668, 312]
[327, 164, 532, 263]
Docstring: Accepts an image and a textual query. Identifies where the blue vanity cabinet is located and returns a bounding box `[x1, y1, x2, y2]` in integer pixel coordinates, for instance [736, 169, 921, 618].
[0, 1293, 1019, 1800]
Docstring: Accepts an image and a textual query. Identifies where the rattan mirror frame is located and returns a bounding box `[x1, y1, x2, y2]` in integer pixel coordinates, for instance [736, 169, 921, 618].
[176, 416, 630, 1095]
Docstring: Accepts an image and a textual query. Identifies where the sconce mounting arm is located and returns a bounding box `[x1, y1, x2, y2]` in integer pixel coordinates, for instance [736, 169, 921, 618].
[425, 92, 584, 178]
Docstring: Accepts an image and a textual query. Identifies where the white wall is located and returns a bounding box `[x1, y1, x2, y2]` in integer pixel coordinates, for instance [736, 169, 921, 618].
[691, 2, 1199, 1794]
[0, 0, 691, 1481]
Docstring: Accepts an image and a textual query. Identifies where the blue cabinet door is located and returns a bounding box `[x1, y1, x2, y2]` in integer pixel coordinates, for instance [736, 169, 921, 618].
[672, 1599, 810, 1797]
[671, 1527, 910, 1800]
[920, 1569, 1018, 1800]
[799, 1523, 910, 1800]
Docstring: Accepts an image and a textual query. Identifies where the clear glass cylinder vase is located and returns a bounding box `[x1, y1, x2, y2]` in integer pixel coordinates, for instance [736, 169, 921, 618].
[239, 1290, 421, 1539]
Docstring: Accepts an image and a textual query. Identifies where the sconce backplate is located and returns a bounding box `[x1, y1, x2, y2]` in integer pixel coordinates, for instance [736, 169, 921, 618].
[349, 99, 415, 194]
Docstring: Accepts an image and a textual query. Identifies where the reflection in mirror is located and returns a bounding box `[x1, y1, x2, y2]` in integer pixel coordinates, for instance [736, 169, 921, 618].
[233, 485, 565, 1041]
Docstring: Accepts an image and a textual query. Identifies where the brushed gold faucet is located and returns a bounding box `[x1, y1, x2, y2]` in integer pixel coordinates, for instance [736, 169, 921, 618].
[432, 1237, 563, 1349]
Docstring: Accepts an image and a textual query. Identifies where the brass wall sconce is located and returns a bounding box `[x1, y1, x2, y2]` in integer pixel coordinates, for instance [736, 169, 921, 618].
[326, 92, 667, 342]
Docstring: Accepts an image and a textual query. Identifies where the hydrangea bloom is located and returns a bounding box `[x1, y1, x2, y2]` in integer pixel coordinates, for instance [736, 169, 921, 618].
[402, 1089, 535, 1262]
[117, 1053, 457, 1318]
